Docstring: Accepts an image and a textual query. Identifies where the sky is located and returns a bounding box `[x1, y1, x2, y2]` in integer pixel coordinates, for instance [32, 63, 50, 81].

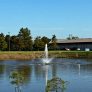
[0, 0, 92, 39]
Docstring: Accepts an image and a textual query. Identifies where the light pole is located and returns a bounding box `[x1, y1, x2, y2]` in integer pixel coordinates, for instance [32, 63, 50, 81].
[8, 32, 10, 51]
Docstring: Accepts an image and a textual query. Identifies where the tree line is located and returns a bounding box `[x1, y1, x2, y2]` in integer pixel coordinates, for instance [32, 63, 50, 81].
[0, 27, 57, 51]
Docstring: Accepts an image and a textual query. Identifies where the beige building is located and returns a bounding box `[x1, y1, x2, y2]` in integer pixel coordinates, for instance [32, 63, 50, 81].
[50, 38, 92, 51]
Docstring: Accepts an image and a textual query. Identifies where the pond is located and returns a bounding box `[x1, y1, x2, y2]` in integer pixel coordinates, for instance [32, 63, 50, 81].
[0, 58, 92, 92]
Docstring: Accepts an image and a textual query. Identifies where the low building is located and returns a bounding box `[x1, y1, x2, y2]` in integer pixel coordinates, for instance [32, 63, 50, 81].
[49, 38, 92, 51]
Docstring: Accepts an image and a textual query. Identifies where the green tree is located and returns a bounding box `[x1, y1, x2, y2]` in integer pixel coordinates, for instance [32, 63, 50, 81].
[5, 35, 9, 50]
[41, 36, 50, 44]
[49, 35, 58, 50]
[33, 36, 44, 51]
[17, 28, 33, 51]
[6, 35, 22, 51]
[10, 36, 18, 51]
[0, 33, 7, 51]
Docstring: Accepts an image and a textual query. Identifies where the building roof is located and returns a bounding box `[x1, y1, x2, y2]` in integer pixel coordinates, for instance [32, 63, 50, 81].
[50, 38, 92, 44]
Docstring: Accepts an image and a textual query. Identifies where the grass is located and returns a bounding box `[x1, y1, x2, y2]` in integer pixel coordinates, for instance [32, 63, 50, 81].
[0, 51, 44, 60]
[49, 51, 92, 58]
[0, 51, 92, 60]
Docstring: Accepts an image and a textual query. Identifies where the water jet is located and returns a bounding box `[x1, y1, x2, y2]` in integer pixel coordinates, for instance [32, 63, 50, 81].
[42, 44, 52, 64]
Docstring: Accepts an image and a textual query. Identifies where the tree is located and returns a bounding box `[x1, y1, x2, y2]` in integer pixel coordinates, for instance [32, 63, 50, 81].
[33, 36, 44, 51]
[0, 33, 7, 51]
[49, 35, 58, 50]
[17, 28, 33, 51]
[10, 36, 19, 51]
[41, 36, 50, 44]
[5, 34, 10, 51]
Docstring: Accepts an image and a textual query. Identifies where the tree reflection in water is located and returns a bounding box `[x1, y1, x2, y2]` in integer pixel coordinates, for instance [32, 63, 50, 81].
[9, 65, 32, 92]
[46, 77, 68, 92]
[0, 65, 5, 77]
[17, 65, 32, 84]
[9, 70, 24, 92]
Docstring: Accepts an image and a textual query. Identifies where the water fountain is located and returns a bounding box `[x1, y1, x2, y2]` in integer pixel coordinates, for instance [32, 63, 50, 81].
[42, 44, 52, 64]
[45, 44, 48, 59]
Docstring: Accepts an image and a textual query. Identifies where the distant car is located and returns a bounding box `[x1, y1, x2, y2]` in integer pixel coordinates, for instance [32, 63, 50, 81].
[77, 48, 80, 51]
[65, 48, 70, 51]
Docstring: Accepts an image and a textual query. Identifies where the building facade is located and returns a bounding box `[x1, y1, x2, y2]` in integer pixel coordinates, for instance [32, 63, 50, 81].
[50, 38, 92, 51]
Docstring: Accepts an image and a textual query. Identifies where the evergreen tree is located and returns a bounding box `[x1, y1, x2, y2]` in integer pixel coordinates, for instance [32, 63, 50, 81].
[33, 36, 44, 51]
[0, 33, 7, 51]
[17, 28, 33, 51]
[49, 35, 58, 50]
[41, 36, 50, 44]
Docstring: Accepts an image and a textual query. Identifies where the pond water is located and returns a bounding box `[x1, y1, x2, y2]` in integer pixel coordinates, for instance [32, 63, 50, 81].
[0, 58, 92, 92]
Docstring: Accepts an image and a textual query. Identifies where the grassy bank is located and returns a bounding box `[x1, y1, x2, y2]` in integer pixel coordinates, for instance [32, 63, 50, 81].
[0, 51, 92, 60]
[49, 51, 92, 59]
[0, 51, 44, 60]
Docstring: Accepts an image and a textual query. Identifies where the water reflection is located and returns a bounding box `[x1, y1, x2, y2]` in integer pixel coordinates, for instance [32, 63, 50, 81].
[0, 65, 5, 78]
[34, 64, 43, 80]
[78, 64, 80, 76]
[0, 61, 6, 79]
[9, 65, 32, 92]
[46, 77, 68, 92]
[16, 65, 32, 84]
[51, 64, 57, 77]
[41, 65, 49, 86]
[9, 70, 24, 92]
[0, 58, 92, 92]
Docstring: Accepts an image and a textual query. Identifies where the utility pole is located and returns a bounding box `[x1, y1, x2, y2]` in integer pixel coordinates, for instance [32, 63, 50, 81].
[8, 32, 10, 51]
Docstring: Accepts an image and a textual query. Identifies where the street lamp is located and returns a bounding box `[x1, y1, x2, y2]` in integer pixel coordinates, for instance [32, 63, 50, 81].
[8, 32, 10, 51]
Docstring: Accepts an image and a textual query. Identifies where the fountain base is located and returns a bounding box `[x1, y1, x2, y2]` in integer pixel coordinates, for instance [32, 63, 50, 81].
[42, 58, 53, 64]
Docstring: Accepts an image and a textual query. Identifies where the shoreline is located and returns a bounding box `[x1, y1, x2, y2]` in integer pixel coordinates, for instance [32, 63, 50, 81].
[0, 51, 43, 60]
[0, 51, 92, 60]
